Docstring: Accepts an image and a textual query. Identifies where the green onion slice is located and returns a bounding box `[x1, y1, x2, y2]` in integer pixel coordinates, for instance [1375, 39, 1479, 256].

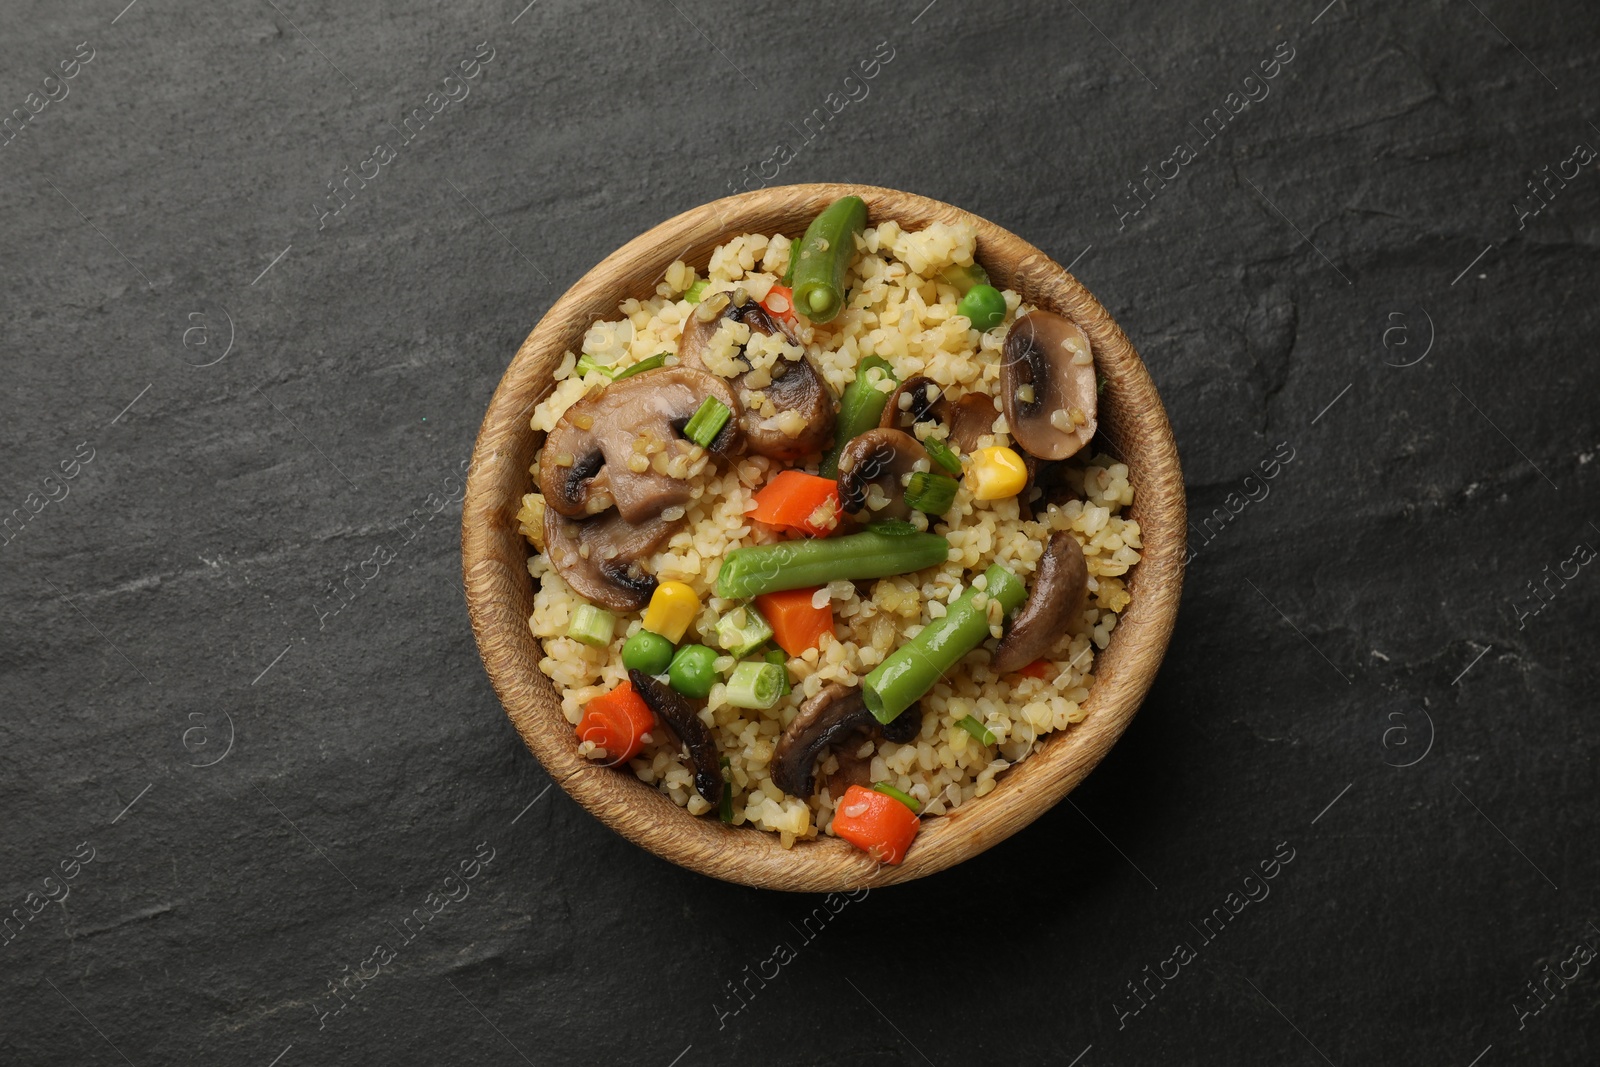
[613, 353, 671, 381]
[567, 603, 616, 647]
[872, 782, 921, 813]
[957, 715, 997, 746]
[683, 396, 732, 448]
[573, 353, 615, 380]
[724, 661, 786, 710]
[715, 604, 773, 658]
[923, 436, 962, 475]
[685, 279, 709, 304]
[904, 471, 958, 515]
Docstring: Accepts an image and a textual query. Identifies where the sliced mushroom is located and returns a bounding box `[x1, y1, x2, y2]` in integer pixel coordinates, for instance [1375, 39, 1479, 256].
[835, 427, 925, 520]
[543, 507, 683, 612]
[946, 391, 1000, 453]
[539, 366, 740, 523]
[1000, 311, 1097, 461]
[769, 684, 920, 799]
[878, 375, 944, 432]
[629, 669, 723, 804]
[990, 531, 1089, 674]
[679, 294, 835, 460]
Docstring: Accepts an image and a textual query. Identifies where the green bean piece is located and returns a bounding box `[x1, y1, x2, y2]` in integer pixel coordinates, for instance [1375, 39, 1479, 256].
[714, 528, 950, 600]
[862, 565, 1027, 723]
[818, 355, 897, 478]
[791, 195, 868, 324]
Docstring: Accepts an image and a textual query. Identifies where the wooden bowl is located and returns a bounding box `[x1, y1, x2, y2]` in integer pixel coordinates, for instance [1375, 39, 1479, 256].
[462, 183, 1184, 891]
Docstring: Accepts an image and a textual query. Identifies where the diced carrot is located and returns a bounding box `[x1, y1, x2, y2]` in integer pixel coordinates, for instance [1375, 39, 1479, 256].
[762, 283, 801, 329]
[831, 784, 920, 865]
[755, 587, 834, 656]
[576, 681, 656, 763]
[1016, 659, 1054, 680]
[750, 470, 841, 537]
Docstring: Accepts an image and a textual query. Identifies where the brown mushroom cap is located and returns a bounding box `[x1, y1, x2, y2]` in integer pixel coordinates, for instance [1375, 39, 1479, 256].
[990, 531, 1089, 674]
[1000, 311, 1097, 461]
[835, 427, 925, 520]
[539, 366, 740, 523]
[543, 506, 683, 612]
[678, 295, 835, 460]
[946, 391, 1001, 454]
[629, 670, 723, 804]
[770, 684, 920, 799]
[878, 375, 944, 433]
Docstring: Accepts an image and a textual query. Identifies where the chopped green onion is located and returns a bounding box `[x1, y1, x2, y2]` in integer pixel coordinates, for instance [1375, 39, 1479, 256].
[685, 279, 709, 304]
[724, 661, 786, 709]
[683, 396, 732, 448]
[957, 715, 997, 746]
[903, 471, 958, 515]
[923, 436, 963, 475]
[819, 355, 897, 478]
[573, 353, 615, 380]
[614, 353, 672, 381]
[715, 604, 773, 658]
[764, 646, 791, 696]
[719, 757, 735, 823]
[872, 782, 921, 813]
[567, 603, 616, 647]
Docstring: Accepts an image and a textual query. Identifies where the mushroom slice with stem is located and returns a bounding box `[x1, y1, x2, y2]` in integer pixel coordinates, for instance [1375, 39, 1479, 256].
[538, 366, 741, 523]
[679, 292, 835, 460]
[543, 507, 684, 613]
[769, 684, 920, 800]
[989, 531, 1089, 674]
[835, 427, 926, 521]
[629, 669, 723, 804]
[1000, 310, 1097, 461]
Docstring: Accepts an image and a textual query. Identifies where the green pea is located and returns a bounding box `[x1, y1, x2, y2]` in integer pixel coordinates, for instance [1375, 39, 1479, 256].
[622, 630, 674, 674]
[668, 644, 719, 699]
[956, 284, 1007, 332]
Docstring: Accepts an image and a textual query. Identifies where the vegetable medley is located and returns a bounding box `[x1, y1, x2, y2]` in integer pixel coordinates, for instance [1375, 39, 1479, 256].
[519, 196, 1136, 865]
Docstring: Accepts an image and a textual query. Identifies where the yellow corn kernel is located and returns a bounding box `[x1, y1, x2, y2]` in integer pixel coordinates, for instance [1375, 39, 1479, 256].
[642, 581, 700, 642]
[966, 446, 1028, 500]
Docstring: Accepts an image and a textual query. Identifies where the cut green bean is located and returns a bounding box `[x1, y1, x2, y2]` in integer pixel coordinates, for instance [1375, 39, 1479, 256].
[863, 564, 1027, 723]
[791, 195, 868, 324]
[613, 352, 671, 381]
[725, 661, 786, 709]
[683, 396, 731, 447]
[715, 604, 772, 658]
[956, 715, 997, 746]
[872, 781, 921, 813]
[819, 354, 897, 478]
[904, 471, 958, 515]
[567, 603, 617, 646]
[715, 528, 950, 600]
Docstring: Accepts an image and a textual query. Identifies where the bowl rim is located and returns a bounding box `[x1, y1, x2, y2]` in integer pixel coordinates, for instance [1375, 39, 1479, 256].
[462, 182, 1185, 892]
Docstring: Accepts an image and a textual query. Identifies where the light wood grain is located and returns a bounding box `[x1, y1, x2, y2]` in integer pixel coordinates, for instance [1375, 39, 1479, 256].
[462, 184, 1185, 891]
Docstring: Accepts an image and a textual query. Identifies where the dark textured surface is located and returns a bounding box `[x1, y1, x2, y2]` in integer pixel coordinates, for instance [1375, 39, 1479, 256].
[3, 0, 1597, 1063]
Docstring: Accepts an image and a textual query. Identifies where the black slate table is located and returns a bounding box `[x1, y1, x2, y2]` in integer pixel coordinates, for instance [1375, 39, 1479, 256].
[3, 1, 1597, 1064]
